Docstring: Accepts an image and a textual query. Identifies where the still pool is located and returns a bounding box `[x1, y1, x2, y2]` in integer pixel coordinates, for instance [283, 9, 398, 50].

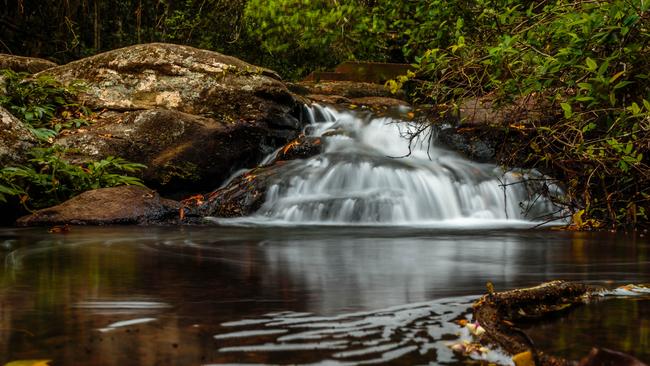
[0, 226, 648, 365]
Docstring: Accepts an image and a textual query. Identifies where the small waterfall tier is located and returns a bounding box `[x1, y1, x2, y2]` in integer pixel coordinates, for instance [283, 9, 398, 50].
[219, 105, 564, 226]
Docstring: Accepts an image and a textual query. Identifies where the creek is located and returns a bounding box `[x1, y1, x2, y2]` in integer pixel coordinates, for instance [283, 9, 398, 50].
[0, 106, 648, 365]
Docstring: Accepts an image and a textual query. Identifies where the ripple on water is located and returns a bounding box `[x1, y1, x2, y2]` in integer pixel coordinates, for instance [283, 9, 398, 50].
[211, 295, 515, 365]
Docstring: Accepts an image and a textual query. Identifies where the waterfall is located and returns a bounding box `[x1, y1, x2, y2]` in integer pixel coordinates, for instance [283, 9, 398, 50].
[215, 104, 564, 227]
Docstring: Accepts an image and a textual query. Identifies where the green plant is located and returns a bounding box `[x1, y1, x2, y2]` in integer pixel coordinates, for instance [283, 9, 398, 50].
[0, 69, 91, 141]
[393, 0, 650, 229]
[0, 147, 146, 209]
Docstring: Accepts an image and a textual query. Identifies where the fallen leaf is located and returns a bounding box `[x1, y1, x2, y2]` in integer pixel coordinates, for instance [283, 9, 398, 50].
[512, 351, 534, 366]
[48, 224, 70, 234]
[4, 360, 51, 366]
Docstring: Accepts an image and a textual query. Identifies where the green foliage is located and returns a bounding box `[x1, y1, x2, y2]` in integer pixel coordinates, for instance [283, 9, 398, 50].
[0, 70, 90, 141]
[0, 147, 146, 209]
[243, 0, 476, 77]
[393, 0, 650, 229]
[0, 70, 146, 211]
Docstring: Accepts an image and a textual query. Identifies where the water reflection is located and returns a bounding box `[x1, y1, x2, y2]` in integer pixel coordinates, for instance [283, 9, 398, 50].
[522, 297, 650, 361]
[0, 227, 648, 365]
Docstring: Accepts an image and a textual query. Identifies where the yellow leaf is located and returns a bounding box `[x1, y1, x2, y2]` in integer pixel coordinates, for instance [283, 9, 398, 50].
[610, 70, 625, 83]
[572, 209, 585, 229]
[4, 361, 51, 366]
[512, 351, 535, 366]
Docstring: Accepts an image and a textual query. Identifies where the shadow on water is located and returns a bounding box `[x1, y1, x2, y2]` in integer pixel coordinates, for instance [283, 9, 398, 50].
[0, 226, 648, 365]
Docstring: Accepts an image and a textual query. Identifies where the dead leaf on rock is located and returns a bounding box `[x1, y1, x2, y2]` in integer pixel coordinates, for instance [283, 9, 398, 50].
[4, 360, 52, 366]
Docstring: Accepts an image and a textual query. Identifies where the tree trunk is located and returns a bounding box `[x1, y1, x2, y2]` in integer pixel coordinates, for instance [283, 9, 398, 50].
[93, 0, 100, 50]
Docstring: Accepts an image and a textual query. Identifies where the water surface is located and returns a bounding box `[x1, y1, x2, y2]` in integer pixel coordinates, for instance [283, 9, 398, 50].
[0, 226, 648, 365]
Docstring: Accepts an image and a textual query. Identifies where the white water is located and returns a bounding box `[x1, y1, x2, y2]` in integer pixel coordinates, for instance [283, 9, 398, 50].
[215, 105, 564, 227]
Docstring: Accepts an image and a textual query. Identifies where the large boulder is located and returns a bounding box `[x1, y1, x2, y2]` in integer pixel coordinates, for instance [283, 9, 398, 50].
[17, 186, 180, 226]
[0, 106, 36, 166]
[40, 43, 302, 193]
[0, 54, 58, 73]
[56, 108, 294, 195]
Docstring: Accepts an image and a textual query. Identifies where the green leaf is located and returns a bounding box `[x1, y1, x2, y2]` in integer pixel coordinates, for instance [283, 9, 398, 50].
[613, 80, 634, 90]
[642, 99, 650, 111]
[560, 102, 573, 118]
[585, 57, 598, 72]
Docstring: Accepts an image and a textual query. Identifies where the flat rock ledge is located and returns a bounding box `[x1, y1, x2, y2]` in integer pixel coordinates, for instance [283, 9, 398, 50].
[472, 281, 647, 366]
[17, 186, 180, 226]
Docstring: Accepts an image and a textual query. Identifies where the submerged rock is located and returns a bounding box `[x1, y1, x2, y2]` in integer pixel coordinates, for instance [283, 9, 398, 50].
[0, 106, 36, 166]
[40, 43, 302, 193]
[0, 54, 58, 73]
[17, 186, 180, 226]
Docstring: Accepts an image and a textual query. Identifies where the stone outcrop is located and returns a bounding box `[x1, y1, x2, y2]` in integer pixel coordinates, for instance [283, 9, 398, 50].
[0, 54, 58, 73]
[17, 186, 180, 226]
[56, 108, 293, 195]
[294, 80, 403, 98]
[180, 135, 323, 219]
[40, 43, 302, 193]
[0, 106, 36, 166]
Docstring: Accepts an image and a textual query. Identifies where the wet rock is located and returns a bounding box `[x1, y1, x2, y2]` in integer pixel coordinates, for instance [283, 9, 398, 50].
[55, 108, 293, 195]
[0, 54, 58, 73]
[267, 135, 323, 163]
[181, 135, 323, 219]
[182, 163, 284, 218]
[296, 81, 405, 100]
[306, 94, 352, 105]
[38, 43, 302, 193]
[349, 96, 410, 108]
[17, 186, 180, 226]
[0, 106, 36, 166]
[437, 126, 501, 163]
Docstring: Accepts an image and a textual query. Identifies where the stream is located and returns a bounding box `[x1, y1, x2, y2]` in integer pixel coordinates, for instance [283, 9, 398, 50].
[0, 227, 648, 365]
[0, 106, 648, 365]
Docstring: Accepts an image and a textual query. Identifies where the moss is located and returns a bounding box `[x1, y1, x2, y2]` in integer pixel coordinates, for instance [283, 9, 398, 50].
[159, 161, 201, 186]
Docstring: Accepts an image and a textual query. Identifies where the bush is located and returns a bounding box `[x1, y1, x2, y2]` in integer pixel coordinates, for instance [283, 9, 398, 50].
[0, 69, 91, 141]
[0, 147, 146, 209]
[394, 0, 650, 229]
[0, 71, 146, 211]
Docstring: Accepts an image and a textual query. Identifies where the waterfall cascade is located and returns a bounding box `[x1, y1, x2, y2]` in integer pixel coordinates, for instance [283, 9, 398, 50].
[216, 105, 563, 226]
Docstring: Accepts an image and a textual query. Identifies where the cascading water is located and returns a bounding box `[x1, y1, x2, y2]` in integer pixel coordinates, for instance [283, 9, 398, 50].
[216, 104, 564, 227]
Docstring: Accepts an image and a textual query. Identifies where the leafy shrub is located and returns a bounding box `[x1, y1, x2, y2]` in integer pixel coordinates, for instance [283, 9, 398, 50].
[0, 147, 146, 209]
[0, 71, 147, 212]
[393, 0, 650, 229]
[0, 69, 91, 141]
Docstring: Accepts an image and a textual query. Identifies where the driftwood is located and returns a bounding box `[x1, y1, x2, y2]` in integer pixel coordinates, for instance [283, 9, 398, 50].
[472, 280, 647, 366]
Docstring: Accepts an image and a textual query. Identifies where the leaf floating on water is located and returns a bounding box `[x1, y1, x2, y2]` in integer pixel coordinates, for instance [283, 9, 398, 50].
[4, 361, 51, 366]
[48, 224, 70, 234]
[512, 351, 535, 366]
